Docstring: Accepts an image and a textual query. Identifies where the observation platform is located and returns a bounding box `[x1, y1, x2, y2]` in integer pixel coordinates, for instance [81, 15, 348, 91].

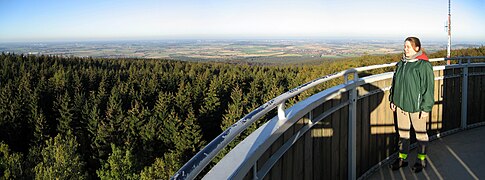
[172, 56, 485, 180]
[368, 125, 485, 180]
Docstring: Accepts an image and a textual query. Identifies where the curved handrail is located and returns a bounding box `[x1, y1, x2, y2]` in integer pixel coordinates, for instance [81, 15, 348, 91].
[171, 56, 485, 180]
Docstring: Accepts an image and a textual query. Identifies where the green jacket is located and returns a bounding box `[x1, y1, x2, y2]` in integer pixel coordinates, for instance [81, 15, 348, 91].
[390, 53, 434, 113]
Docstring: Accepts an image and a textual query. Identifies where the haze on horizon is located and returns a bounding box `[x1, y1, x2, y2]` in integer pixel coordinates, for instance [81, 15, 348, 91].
[0, 0, 484, 43]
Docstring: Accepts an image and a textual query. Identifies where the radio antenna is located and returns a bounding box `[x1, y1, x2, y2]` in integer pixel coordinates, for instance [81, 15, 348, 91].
[446, 0, 451, 64]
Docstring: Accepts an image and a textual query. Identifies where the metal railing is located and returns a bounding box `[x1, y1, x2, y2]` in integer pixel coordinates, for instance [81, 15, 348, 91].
[172, 56, 485, 180]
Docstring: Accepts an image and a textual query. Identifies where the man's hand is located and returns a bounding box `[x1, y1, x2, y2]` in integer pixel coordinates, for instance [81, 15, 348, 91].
[390, 102, 396, 111]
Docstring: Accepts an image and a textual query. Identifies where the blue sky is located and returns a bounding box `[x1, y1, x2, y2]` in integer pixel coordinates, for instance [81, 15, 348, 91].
[0, 0, 484, 42]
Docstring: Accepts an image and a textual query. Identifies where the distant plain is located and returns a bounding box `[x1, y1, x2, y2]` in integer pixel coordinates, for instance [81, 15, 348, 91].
[1, 39, 482, 64]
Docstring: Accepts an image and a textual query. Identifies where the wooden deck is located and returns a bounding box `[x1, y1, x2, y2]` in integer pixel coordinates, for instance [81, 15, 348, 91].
[367, 125, 485, 180]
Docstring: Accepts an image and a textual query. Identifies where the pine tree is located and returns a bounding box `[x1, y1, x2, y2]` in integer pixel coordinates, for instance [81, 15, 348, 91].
[174, 80, 193, 119]
[49, 67, 67, 93]
[221, 85, 245, 130]
[94, 86, 124, 161]
[191, 74, 207, 114]
[139, 151, 181, 180]
[123, 99, 145, 149]
[176, 109, 205, 162]
[55, 91, 74, 136]
[0, 79, 27, 151]
[161, 110, 182, 150]
[248, 75, 264, 106]
[263, 77, 284, 103]
[152, 92, 177, 149]
[34, 133, 88, 179]
[135, 92, 171, 167]
[84, 92, 100, 144]
[72, 89, 87, 137]
[0, 81, 12, 140]
[198, 78, 222, 139]
[0, 142, 25, 179]
[81, 91, 103, 176]
[96, 144, 139, 180]
[96, 75, 108, 110]
[29, 89, 48, 144]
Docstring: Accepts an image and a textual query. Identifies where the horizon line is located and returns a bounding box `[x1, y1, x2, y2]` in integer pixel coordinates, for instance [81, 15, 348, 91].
[1, 36, 483, 44]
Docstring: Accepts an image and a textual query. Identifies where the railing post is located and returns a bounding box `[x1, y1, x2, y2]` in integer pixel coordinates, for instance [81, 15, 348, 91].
[461, 58, 469, 129]
[348, 72, 358, 180]
[253, 163, 258, 180]
[278, 102, 286, 120]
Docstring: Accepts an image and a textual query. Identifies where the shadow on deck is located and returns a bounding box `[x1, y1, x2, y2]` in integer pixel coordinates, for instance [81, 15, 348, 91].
[368, 126, 485, 180]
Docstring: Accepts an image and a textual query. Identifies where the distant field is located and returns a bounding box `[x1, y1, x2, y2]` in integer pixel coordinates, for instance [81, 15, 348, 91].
[0, 39, 481, 64]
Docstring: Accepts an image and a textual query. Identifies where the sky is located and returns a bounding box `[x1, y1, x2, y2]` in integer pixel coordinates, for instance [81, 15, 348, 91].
[0, 0, 484, 42]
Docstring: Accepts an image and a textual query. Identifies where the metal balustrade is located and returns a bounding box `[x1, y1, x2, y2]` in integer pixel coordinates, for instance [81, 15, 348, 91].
[172, 56, 485, 180]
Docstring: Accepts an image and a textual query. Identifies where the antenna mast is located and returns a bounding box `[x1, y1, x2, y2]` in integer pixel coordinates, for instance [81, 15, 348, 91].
[447, 0, 451, 64]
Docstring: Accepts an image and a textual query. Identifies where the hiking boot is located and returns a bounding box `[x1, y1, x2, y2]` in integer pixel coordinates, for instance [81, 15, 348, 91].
[412, 159, 426, 173]
[389, 158, 408, 170]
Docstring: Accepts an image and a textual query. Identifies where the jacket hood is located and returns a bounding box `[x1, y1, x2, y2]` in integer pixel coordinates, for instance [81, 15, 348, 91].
[416, 52, 429, 61]
[403, 50, 429, 62]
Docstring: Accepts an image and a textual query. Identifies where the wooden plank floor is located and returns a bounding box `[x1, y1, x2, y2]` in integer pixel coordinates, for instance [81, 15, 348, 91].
[367, 125, 485, 180]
